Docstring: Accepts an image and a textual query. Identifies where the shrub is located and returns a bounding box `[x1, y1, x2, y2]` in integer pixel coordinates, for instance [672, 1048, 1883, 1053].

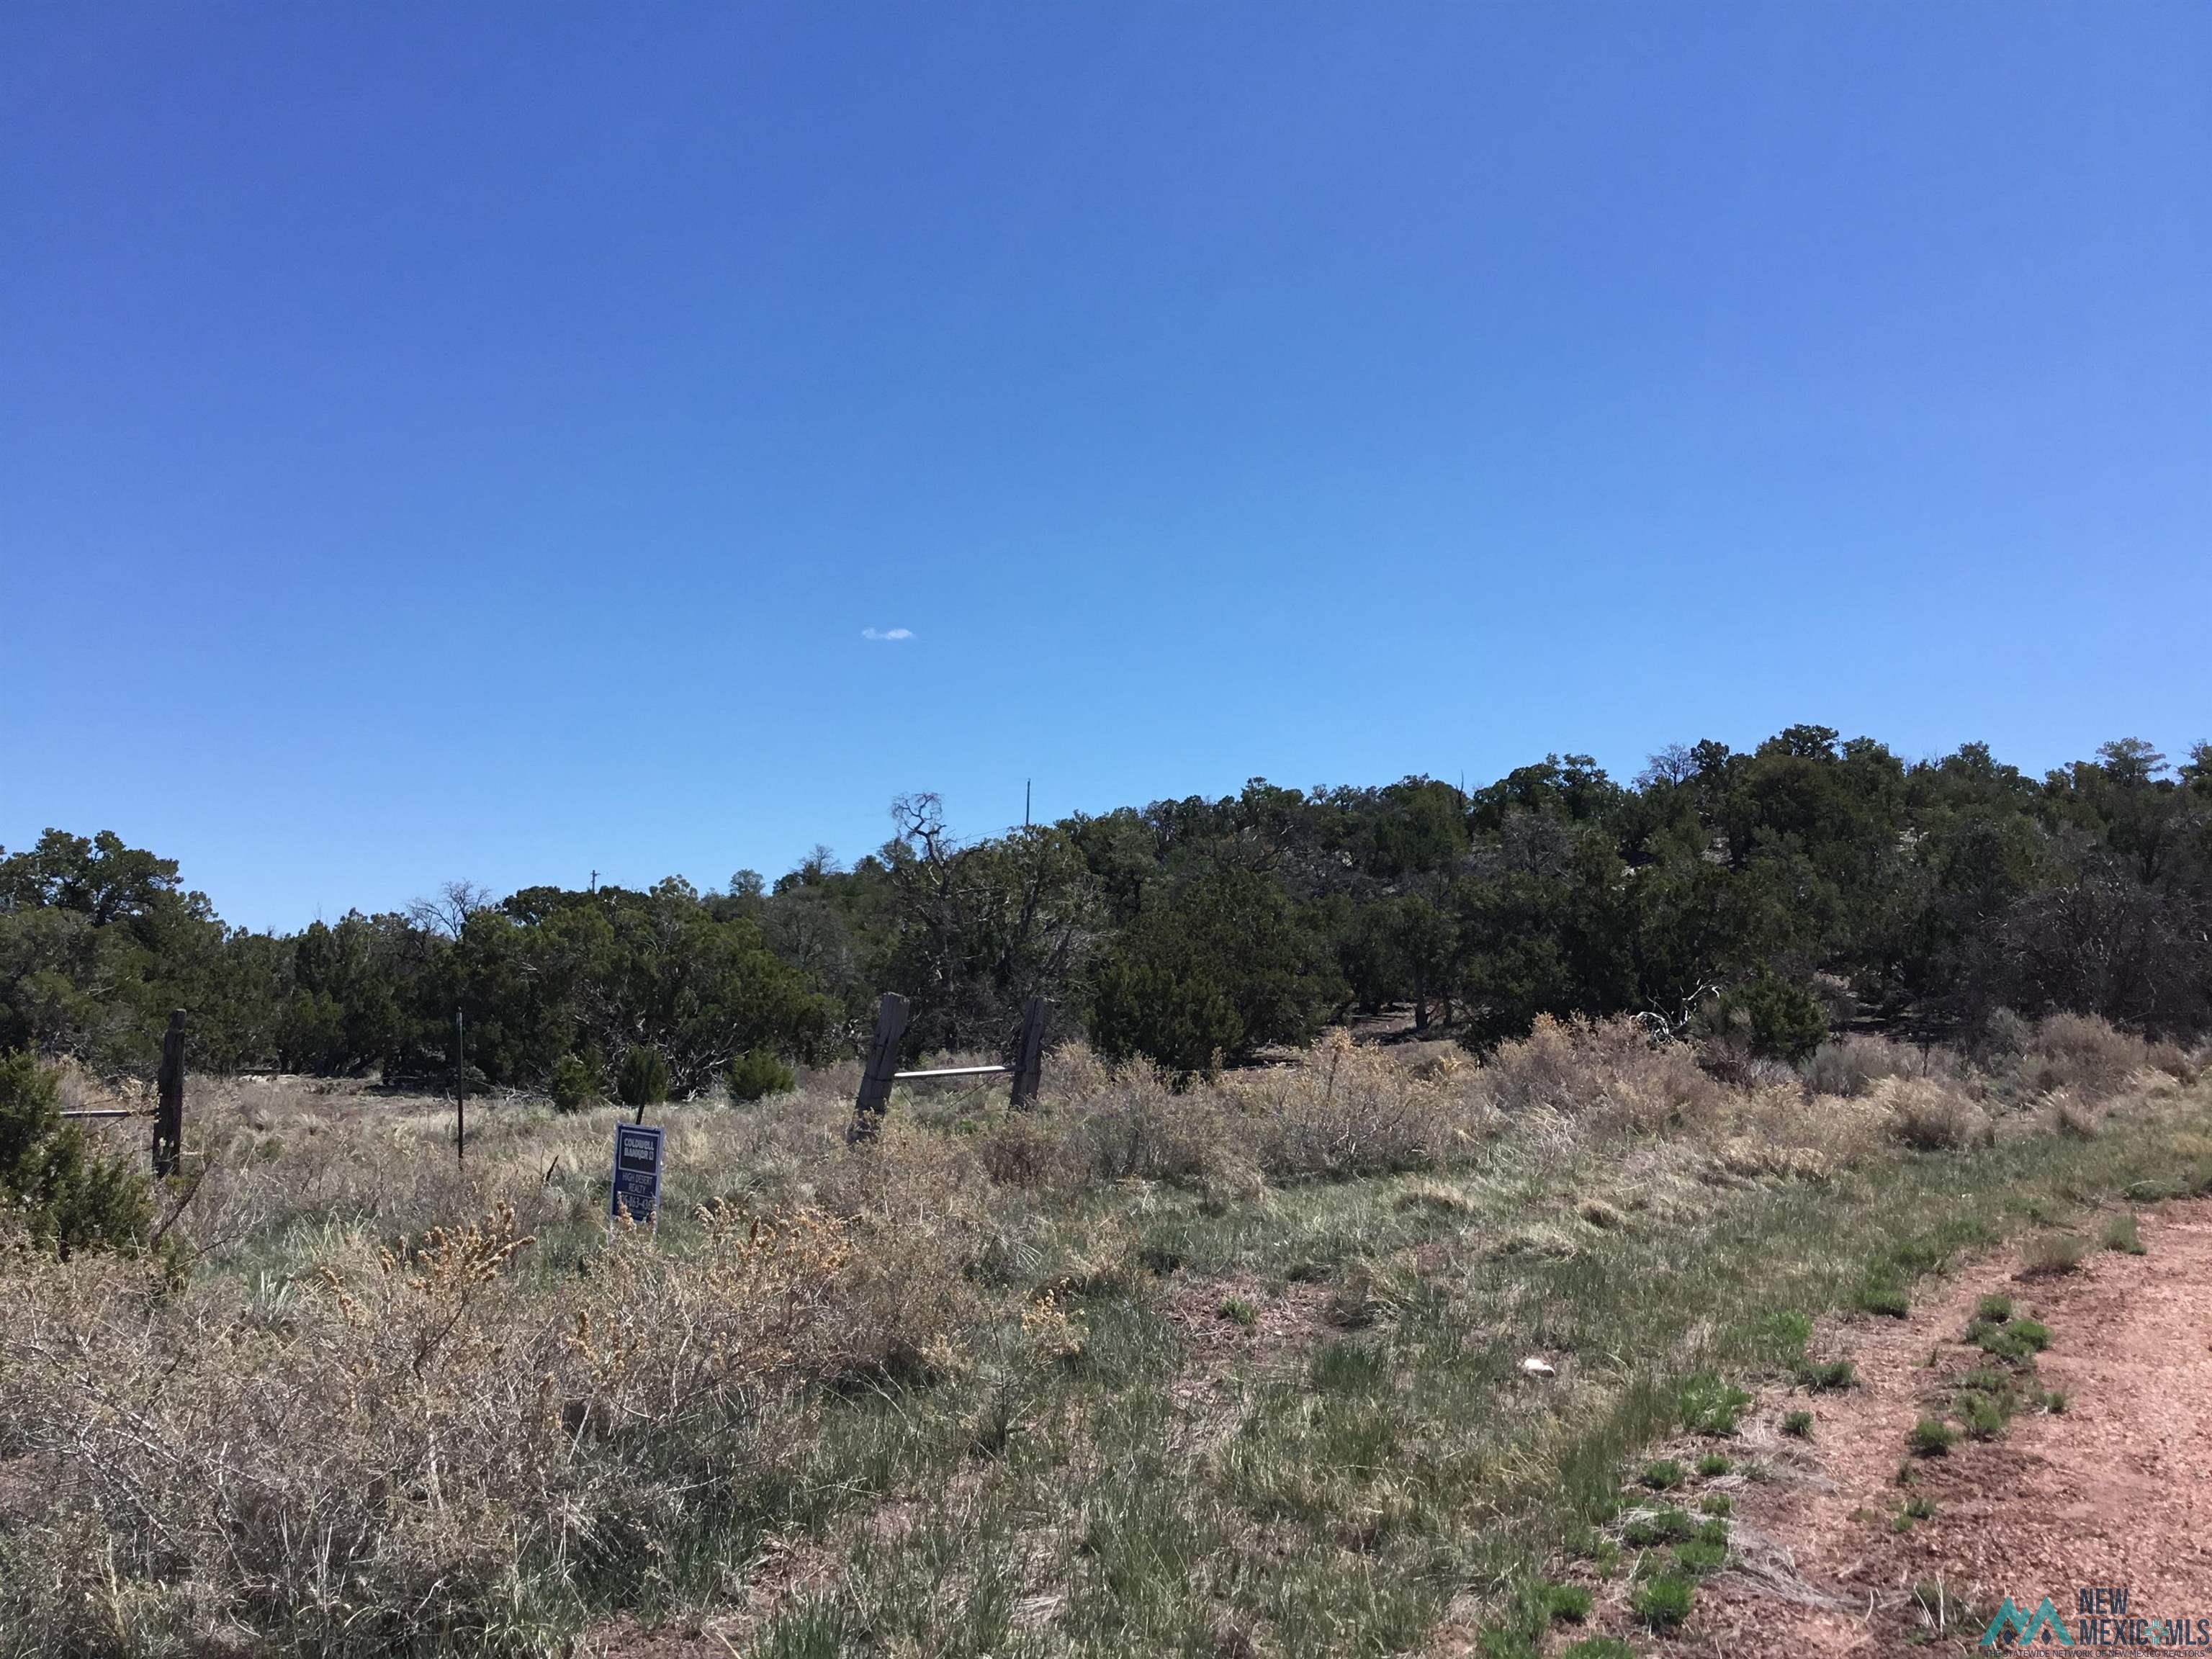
[2101, 1213, 2145, 1255]
[1975, 1293, 2015, 1323]
[616, 1046, 670, 1110]
[1975, 1007, 2035, 1058]
[0, 1049, 153, 1258]
[1699, 1493, 1731, 1516]
[1879, 1076, 1991, 1151]
[1957, 1391, 2008, 1440]
[1801, 1359, 1856, 1390]
[727, 1048, 796, 1104]
[1481, 1015, 1719, 1131]
[1090, 862, 1339, 1073]
[1804, 1034, 1916, 1098]
[974, 1108, 1070, 1188]
[1722, 974, 1827, 1064]
[0, 1197, 982, 1652]
[1632, 1571, 1695, 1629]
[1968, 1313, 2049, 1364]
[2011, 1012, 2191, 1104]
[549, 1053, 599, 1115]
[1234, 1030, 1469, 1177]
[1695, 1453, 1730, 1478]
[1781, 1409, 1812, 1439]
[1067, 1058, 1245, 1186]
[2020, 1233, 2087, 1277]
[1908, 1419, 1958, 1457]
[1560, 1642, 1635, 1659]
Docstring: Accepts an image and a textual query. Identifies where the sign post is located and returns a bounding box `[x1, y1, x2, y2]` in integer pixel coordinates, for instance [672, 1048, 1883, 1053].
[608, 1123, 665, 1231]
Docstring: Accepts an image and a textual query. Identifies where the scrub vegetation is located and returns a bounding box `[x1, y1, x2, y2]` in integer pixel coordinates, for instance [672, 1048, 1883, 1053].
[5, 725, 2210, 1652]
[1, 1014, 2206, 1655]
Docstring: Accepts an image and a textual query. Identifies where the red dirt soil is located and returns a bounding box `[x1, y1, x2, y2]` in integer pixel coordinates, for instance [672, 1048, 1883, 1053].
[1692, 1196, 2212, 1655]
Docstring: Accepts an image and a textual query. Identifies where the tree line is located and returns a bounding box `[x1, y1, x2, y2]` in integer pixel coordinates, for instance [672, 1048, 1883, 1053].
[4, 727, 2207, 1092]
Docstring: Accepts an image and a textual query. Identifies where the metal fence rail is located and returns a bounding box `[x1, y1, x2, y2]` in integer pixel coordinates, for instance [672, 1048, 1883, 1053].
[850, 992, 1048, 1141]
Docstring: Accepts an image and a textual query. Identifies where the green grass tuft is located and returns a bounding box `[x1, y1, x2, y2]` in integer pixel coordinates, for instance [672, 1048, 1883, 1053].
[1621, 1507, 1697, 1547]
[1800, 1358, 1856, 1390]
[1673, 1537, 1727, 1575]
[1781, 1408, 1813, 1438]
[1909, 1418, 1959, 1457]
[1679, 1372, 1753, 1436]
[2102, 1213, 2146, 1254]
[1545, 1583, 1593, 1624]
[1632, 1571, 1696, 1629]
[1560, 1641, 1637, 1659]
[1857, 1277, 1912, 1318]
[1639, 1458, 1685, 1491]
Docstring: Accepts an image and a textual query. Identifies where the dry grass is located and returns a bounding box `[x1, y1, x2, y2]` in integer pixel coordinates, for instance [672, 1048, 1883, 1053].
[1879, 1076, 1995, 1151]
[4, 1012, 2206, 1655]
[2003, 1012, 2195, 1105]
[1481, 1015, 1722, 1132]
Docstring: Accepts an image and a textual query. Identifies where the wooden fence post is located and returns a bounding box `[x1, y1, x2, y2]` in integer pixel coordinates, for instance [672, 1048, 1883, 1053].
[849, 992, 909, 1143]
[153, 1009, 184, 1177]
[1010, 997, 1047, 1110]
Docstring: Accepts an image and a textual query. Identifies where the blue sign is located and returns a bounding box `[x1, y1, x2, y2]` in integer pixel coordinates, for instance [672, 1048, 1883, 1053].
[608, 1124, 665, 1226]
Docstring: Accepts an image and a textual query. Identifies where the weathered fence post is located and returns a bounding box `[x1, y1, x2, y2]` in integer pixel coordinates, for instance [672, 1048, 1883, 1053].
[1010, 997, 1047, 1110]
[849, 992, 909, 1143]
[153, 1009, 184, 1177]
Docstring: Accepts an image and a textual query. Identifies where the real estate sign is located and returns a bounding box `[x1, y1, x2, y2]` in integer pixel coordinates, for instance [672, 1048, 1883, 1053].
[608, 1123, 665, 1226]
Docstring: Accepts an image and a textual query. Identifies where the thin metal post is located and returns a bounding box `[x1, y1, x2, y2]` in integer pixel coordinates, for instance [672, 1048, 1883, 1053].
[454, 1008, 466, 1167]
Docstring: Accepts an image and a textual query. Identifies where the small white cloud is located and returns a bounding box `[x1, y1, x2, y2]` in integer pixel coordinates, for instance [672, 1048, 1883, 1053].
[860, 627, 914, 642]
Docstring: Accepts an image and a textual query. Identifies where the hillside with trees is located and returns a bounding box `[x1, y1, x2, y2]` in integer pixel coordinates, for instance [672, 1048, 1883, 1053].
[5, 727, 2208, 1089]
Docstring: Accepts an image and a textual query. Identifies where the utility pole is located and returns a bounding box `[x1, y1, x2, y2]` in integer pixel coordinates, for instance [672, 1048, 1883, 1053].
[590, 868, 598, 893]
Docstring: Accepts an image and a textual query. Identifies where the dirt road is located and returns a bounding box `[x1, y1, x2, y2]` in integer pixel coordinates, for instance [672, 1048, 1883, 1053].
[1696, 1197, 2212, 1653]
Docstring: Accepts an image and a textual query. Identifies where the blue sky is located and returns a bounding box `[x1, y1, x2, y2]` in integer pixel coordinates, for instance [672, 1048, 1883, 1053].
[4, 4, 2207, 930]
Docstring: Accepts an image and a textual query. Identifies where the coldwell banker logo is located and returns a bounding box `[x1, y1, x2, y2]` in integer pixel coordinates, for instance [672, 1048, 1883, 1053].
[1980, 1587, 2212, 1650]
